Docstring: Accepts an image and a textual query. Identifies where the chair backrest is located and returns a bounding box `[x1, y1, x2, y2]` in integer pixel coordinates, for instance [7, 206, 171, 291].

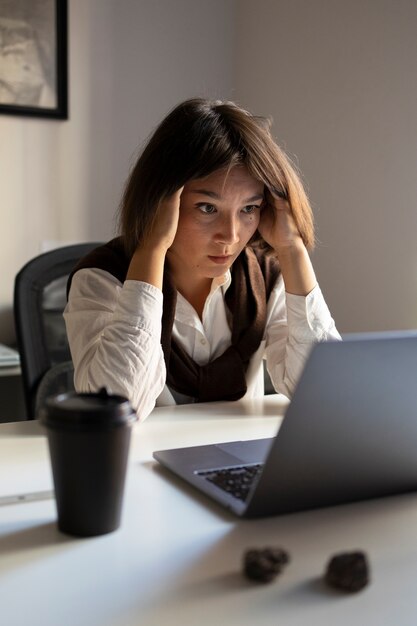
[14, 243, 102, 419]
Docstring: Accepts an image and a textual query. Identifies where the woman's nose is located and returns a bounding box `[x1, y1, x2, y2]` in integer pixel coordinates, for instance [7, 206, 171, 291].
[215, 215, 240, 245]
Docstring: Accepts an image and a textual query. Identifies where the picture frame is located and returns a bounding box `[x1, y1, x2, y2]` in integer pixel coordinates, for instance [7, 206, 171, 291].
[0, 0, 68, 119]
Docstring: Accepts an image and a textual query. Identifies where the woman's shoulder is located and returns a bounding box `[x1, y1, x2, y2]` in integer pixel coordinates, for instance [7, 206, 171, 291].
[74, 237, 130, 280]
[67, 237, 130, 296]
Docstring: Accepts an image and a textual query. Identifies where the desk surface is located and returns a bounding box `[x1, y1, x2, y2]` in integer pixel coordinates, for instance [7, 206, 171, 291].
[0, 365, 21, 377]
[1, 395, 416, 626]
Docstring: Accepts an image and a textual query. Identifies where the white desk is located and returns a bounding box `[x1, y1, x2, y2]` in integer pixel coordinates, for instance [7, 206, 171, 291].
[0, 366, 21, 377]
[1, 395, 417, 626]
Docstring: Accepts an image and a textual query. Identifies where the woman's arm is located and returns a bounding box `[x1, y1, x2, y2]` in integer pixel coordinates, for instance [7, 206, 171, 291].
[258, 191, 317, 296]
[64, 269, 166, 420]
[258, 192, 340, 396]
[264, 276, 341, 398]
[126, 186, 183, 288]
[64, 187, 184, 420]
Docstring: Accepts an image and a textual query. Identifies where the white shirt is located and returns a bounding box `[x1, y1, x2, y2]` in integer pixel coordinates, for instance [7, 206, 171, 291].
[64, 268, 341, 421]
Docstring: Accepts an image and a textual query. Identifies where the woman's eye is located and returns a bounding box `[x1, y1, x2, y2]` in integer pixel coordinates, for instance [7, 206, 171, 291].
[242, 205, 261, 214]
[196, 203, 216, 214]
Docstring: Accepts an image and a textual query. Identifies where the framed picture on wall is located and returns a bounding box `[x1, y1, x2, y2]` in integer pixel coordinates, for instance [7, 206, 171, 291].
[0, 0, 67, 119]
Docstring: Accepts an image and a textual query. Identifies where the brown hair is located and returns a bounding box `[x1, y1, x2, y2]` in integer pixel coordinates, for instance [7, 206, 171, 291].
[118, 98, 314, 256]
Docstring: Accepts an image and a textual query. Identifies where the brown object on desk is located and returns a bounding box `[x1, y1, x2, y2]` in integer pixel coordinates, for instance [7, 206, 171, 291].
[243, 547, 290, 583]
[324, 551, 370, 592]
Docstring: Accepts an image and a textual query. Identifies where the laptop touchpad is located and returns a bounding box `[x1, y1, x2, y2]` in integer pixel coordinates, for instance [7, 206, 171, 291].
[216, 438, 274, 464]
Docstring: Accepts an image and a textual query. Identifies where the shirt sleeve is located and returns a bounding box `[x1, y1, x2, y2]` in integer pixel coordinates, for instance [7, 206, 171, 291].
[265, 276, 341, 398]
[63, 268, 166, 421]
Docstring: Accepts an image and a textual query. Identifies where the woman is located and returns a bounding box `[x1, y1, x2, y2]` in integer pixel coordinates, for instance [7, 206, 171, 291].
[64, 98, 340, 420]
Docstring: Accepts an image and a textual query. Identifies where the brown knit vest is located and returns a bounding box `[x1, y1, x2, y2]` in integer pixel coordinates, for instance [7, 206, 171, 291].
[67, 237, 281, 402]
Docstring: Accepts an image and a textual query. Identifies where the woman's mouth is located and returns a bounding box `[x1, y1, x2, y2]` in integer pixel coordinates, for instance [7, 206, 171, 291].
[208, 255, 233, 265]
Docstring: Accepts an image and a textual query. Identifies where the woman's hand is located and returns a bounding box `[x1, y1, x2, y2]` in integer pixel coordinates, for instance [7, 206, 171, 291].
[258, 189, 304, 254]
[126, 186, 184, 289]
[146, 186, 184, 253]
[258, 189, 317, 296]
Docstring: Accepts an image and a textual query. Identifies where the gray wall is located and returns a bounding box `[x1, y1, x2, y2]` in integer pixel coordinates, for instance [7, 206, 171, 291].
[236, 0, 417, 332]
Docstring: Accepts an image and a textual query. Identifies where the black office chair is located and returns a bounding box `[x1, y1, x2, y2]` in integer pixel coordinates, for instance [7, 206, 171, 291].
[14, 243, 102, 419]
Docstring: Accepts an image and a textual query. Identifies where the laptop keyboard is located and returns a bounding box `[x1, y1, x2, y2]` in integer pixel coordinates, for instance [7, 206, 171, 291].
[196, 463, 264, 502]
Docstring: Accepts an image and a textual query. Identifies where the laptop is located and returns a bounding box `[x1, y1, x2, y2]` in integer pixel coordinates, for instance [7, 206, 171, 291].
[153, 331, 417, 517]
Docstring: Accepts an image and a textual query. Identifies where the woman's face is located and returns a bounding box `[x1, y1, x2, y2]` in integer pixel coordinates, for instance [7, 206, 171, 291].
[167, 166, 264, 287]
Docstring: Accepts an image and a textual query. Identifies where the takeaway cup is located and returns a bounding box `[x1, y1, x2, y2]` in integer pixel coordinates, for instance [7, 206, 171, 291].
[41, 389, 137, 537]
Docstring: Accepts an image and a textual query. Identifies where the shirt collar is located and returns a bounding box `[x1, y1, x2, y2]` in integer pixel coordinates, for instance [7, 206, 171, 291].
[210, 270, 231, 295]
[175, 270, 231, 321]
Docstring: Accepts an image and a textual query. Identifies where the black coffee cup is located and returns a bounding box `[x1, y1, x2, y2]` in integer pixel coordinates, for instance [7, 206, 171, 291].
[40, 389, 137, 537]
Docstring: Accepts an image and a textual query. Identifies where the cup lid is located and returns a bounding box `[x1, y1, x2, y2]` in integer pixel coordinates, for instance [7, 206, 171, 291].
[41, 388, 137, 429]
